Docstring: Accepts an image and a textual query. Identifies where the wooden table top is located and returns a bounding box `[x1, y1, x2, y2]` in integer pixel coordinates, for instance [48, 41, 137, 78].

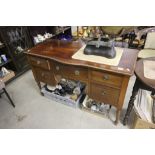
[26, 39, 139, 76]
[135, 57, 155, 89]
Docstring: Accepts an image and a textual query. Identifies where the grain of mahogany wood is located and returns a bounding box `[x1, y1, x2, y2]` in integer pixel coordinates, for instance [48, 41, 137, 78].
[26, 39, 139, 76]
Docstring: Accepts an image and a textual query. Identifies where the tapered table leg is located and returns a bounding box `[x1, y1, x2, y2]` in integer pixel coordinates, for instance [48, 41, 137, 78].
[123, 79, 140, 125]
[114, 109, 120, 125]
[36, 81, 45, 96]
[37, 81, 41, 90]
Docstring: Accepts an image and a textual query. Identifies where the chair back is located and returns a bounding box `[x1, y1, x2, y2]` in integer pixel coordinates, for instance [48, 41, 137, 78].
[144, 32, 155, 49]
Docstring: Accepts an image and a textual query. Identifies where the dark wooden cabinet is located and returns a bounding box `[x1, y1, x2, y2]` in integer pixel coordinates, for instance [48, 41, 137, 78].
[0, 26, 33, 73]
[0, 26, 33, 83]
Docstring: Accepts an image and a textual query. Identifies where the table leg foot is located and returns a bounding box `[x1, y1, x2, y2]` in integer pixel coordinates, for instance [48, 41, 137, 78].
[40, 92, 44, 96]
[114, 109, 120, 125]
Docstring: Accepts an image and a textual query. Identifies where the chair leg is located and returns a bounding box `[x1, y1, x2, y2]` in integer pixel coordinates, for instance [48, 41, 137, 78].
[2, 88, 15, 108]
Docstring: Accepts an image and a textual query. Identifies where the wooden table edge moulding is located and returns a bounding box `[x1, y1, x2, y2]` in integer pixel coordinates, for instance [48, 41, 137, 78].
[25, 39, 138, 125]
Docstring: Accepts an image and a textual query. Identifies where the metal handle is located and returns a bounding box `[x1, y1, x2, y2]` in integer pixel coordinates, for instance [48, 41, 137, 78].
[75, 70, 80, 76]
[56, 66, 60, 71]
[41, 73, 45, 77]
[101, 91, 106, 96]
[37, 60, 41, 65]
[103, 74, 109, 80]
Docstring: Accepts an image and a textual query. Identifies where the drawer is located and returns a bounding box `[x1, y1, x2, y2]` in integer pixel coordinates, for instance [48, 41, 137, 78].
[29, 56, 50, 70]
[54, 63, 88, 81]
[63, 65, 88, 80]
[35, 68, 55, 85]
[90, 70, 123, 88]
[90, 82, 120, 106]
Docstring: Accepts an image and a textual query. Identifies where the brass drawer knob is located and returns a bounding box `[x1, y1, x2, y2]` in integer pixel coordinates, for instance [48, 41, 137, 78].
[41, 73, 45, 77]
[75, 70, 80, 76]
[56, 66, 60, 71]
[37, 60, 41, 65]
[101, 91, 106, 96]
[103, 74, 109, 80]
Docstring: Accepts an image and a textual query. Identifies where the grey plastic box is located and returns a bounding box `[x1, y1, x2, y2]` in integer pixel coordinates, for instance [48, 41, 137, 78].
[41, 87, 83, 108]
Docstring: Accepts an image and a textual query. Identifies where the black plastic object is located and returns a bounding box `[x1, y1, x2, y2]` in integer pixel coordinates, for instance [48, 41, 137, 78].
[79, 94, 86, 104]
[84, 37, 116, 59]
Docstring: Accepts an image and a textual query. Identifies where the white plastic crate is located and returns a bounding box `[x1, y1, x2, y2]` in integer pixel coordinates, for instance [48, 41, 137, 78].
[41, 86, 84, 108]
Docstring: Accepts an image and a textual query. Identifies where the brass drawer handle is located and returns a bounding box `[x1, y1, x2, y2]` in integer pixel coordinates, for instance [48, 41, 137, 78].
[75, 70, 80, 76]
[103, 74, 109, 80]
[56, 66, 60, 71]
[37, 60, 41, 65]
[101, 91, 106, 96]
[41, 73, 45, 77]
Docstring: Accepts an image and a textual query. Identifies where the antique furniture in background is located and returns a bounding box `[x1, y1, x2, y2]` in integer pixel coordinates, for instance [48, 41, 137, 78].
[28, 26, 71, 45]
[138, 32, 155, 58]
[0, 26, 33, 82]
[73, 26, 138, 49]
[26, 39, 138, 125]
[0, 33, 17, 83]
[72, 26, 155, 50]
[123, 57, 155, 125]
[101, 26, 134, 37]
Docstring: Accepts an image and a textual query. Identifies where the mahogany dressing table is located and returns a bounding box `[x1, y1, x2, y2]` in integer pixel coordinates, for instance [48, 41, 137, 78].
[25, 39, 138, 125]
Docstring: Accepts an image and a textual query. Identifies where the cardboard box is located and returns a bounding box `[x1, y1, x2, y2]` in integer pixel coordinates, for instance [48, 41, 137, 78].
[132, 109, 155, 129]
[0, 70, 15, 83]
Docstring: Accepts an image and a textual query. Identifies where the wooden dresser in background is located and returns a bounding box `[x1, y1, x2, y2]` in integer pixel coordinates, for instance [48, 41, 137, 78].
[25, 39, 138, 125]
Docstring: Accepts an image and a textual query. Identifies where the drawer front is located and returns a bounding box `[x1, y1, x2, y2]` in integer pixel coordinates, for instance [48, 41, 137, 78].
[29, 56, 50, 70]
[90, 70, 123, 88]
[63, 65, 88, 80]
[90, 82, 120, 106]
[35, 68, 55, 85]
[54, 63, 88, 81]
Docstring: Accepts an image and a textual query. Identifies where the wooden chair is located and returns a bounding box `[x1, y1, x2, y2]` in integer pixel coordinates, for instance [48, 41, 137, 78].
[0, 80, 15, 107]
[138, 32, 155, 58]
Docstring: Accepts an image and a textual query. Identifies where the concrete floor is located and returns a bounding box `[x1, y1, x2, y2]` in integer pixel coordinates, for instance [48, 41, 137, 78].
[0, 70, 135, 129]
